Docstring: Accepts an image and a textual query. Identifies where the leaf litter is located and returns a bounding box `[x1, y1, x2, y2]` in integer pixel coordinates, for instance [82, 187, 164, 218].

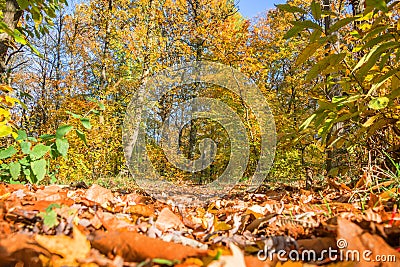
[0, 182, 399, 266]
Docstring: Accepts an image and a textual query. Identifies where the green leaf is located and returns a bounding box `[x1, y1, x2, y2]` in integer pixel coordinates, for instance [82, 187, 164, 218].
[39, 134, 55, 141]
[27, 136, 37, 142]
[45, 203, 61, 213]
[291, 20, 324, 32]
[276, 4, 307, 14]
[332, 96, 347, 103]
[311, 0, 322, 20]
[335, 110, 361, 123]
[362, 34, 394, 52]
[31, 159, 47, 183]
[66, 111, 81, 119]
[295, 42, 323, 67]
[0, 125, 13, 138]
[98, 102, 105, 111]
[23, 168, 31, 182]
[30, 144, 50, 160]
[16, 130, 27, 141]
[366, 0, 388, 12]
[9, 162, 20, 180]
[38, 209, 59, 228]
[300, 114, 317, 131]
[76, 129, 87, 145]
[284, 26, 303, 39]
[19, 157, 29, 166]
[310, 29, 323, 42]
[318, 118, 335, 141]
[368, 97, 389, 110]
[0, 146, 17, 160]
[317, 100, 337, 111]
[306, 53, 346, 81]
[27, 42, 40, 56]
[20, 141, 31, 154]
[80, 118, 92, 129]
[13, 29, 27, 45]
[353, 42, 400, 75]
[151, 259, 178, 266]
[55, 125, 73, 139]
[328, 17, 358, 33]
[16, 0, 30, 9]
[31, 7, 43, 26]
[56, 138, 69, 157]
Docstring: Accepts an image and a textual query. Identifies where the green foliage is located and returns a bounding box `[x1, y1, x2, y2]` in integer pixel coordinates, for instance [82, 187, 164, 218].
[0, 0, 67, 54]
[38, 203, 61, 229]
[0, 113, 92, 184]
[280, 0, 400, 157]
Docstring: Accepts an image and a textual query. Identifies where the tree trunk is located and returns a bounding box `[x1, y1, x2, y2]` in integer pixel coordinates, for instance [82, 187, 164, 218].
[0, 0, 22, 81]
[323, 0, 343, 175]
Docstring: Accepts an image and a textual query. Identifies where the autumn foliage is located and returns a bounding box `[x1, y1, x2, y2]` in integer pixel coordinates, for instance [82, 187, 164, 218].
[0, 0, 399, 266]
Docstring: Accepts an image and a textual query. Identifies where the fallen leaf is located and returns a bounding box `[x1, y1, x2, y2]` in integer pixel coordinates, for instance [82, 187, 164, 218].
[155, 207, 184, 231]
[96, 209, 137, 231]
[126, 203, 154, 217]
[208, 243, 246, 267]
[35, 224, 91, 267]
[89, 230, 208, 262]
[0, 233, 50, 267]
[84, 184, 114, 205]
[35, 185, 65, 201]
[337, 217, 400, 267]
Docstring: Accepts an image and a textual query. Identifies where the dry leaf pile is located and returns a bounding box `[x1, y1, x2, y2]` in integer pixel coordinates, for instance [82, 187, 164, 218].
[0, 181, 399, 267]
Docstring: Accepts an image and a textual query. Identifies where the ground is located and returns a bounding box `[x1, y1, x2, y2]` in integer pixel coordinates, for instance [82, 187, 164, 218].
[0, 180, 399, 267]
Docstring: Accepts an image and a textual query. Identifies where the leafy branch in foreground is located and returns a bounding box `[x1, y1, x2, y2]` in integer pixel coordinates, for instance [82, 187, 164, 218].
[0, 89, 103, 184]
[279, 0, 399, 175]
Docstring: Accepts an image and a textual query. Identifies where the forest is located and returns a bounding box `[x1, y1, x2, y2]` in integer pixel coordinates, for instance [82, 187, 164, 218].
[0, 0, 399, 266]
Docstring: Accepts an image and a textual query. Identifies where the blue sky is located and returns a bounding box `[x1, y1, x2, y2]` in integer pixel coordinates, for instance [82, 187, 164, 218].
[238, 0, 287, 18]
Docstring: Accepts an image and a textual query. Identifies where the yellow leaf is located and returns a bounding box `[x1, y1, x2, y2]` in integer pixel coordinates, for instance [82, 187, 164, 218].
[4, 96, 19, 106]
[0, 108, 10, 119]
[214, 221, 232, 231]
[0, 125, 13, 137]
[392, 72, 400, 90]
[379, 188, 398, 201]
[362, 115, 378, 128]
[0, 84, 13, 92]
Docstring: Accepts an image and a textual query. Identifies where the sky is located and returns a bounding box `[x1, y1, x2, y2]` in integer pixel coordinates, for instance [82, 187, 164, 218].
[237, 0, 287, 18]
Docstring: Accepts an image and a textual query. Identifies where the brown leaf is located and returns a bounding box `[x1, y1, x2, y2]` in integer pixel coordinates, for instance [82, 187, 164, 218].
[155, 207, 184, 231]
[35, 225, 91, 267]
[0, 233, 50, 267]
[368, 193, 380, 208]
[84, 184, 114, 205]
[121, 193, 150, 204]
[89, 230, 208, 262]
[0, 184, 7, 196]
[297, 237, 337, 255]
[95, 209, 137, 231]
[35, 185, 65, 201]
[21, 199, 73, 211]
[126, 204, 154, 217]
[337, 217, 400, 267]
[183, 214, 203, 229]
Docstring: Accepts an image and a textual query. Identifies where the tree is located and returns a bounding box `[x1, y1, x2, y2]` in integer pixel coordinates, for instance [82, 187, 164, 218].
[0, 0, 67, 82]
[280, 0, 400, 178]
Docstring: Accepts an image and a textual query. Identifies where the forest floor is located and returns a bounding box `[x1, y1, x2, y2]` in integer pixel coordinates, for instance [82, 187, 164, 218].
[0, 177, 399, 267]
